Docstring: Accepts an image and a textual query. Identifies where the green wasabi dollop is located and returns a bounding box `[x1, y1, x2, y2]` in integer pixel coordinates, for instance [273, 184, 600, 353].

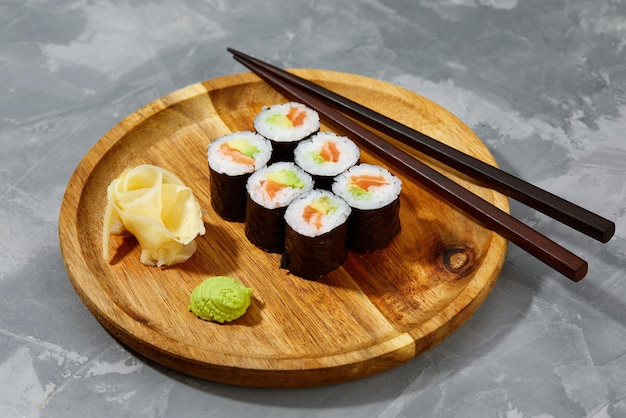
[189, 276, 253, 323]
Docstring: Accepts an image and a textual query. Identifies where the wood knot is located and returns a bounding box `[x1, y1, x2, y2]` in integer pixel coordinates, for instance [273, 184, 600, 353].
[434, 245, 476, 278]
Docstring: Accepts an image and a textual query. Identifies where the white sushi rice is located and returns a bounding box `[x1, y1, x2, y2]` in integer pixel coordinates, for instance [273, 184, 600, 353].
[332, 164, 402, 210]
[253, 102, 320, 143]
[246, 162, 314, 209]
[284, 189, 351, 237]
[207, 131, 272, 176]
[294, 132, 360, 177]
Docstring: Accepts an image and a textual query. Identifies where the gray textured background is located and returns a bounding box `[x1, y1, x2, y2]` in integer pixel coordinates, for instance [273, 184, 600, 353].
[1, 0, 625, 417]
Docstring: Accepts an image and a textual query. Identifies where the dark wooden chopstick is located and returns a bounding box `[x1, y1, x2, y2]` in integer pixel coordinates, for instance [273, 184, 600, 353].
[230, 51, 589, 281]
[227, 48, 615, 244]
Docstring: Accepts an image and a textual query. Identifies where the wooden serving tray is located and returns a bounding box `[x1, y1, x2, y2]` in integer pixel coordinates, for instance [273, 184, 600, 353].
[59, 70, 509, 388]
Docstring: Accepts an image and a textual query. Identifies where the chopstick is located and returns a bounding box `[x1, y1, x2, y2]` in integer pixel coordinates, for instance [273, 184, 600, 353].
[227, 48, 615, 244]
[229, 50, 589, 281]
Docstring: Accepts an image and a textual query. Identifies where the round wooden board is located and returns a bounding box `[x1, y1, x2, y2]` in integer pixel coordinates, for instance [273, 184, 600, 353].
[59, 70, 509, 388]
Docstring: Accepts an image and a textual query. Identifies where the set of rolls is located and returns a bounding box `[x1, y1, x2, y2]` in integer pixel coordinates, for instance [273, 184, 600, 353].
[280, 163, 402, 280]
[208, 102, 319, 222]
[281, 189, 351, 280]
[207, 102, 402, 281]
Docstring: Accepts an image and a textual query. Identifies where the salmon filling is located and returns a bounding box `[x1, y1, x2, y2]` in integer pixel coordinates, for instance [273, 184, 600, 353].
[219, 142, 256, 167]
[261, 178, 285, 200]
[286, 106, 307, 126]
[319, 140, 341, 163]
[302, 205, 324, 229]
[350, 174, 389, 190]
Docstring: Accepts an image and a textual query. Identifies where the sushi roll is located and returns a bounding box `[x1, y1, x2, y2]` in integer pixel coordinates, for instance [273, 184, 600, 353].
[294, 132, 360, 190]
[281, 189, 351, 281]
[332, 164, 402, 253]
[208, 131, 272, 222]
[245, 162, 314, 253]
[254, 102, 320, 163]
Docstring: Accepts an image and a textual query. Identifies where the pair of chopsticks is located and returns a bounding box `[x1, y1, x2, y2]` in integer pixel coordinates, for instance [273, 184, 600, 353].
[227, 48, 615, 282]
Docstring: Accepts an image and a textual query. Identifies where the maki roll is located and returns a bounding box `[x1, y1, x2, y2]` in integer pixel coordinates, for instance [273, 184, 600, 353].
[208, 131, 272, 222]
[282, 189, 351, 281]
[245, 162, 313, 253]
[332, 164, 402, 253]
[294, 132, 360, 190]
[254, 102, 320, 163]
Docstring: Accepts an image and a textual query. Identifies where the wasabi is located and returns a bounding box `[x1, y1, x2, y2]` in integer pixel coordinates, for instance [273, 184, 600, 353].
[189, 276, 253, 323]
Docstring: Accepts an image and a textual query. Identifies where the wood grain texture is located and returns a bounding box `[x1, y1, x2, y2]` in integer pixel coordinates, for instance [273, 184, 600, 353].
[58, 70, 509, 388]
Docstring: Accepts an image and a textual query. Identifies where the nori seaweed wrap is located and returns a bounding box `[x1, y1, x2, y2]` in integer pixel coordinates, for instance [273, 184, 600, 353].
[244, 196, 289, 253]
[281, 189, 351, 280]
[345, 198, 401, 253]
[332, 164, 402, 253]
[207, 131, 272, 222]
[209, 168, 249, 222]
[244, 162, 313, 253]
